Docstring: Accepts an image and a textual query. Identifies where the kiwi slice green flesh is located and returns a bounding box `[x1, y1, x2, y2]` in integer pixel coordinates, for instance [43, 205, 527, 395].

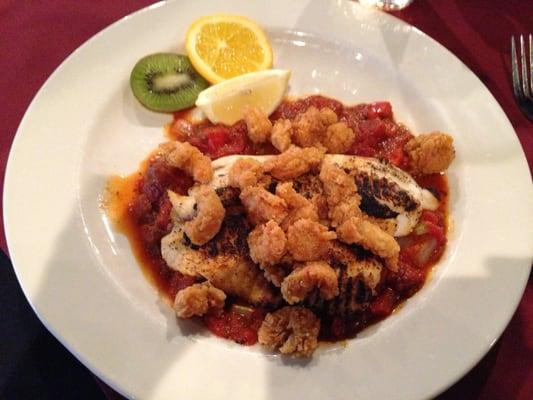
[130, 53, 209, 112]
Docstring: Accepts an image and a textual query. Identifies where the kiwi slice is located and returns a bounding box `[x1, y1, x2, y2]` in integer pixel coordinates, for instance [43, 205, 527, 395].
[130, 53, 209, 112]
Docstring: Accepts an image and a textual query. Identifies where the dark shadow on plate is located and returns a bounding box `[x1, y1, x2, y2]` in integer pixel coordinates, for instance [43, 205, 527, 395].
[280, 354, 315, 368]
[28, 209, 194, 400]
[0, 250, 107, 400]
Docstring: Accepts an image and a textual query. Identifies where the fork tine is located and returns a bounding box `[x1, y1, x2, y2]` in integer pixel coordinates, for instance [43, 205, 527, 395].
[511, 36, 522, 99]
[520, 34, 531, 98]
[529, 33, 533, 96]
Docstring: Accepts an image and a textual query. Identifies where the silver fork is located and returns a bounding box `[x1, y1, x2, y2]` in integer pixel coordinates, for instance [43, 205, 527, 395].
[511, 34, 533, 121]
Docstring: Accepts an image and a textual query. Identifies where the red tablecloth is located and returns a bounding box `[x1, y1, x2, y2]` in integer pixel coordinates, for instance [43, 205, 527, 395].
[1, 1, 531, 399]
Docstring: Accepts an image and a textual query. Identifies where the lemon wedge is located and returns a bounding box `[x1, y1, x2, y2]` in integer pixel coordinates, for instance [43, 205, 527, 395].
[195, 69, 291, 125]
[186, 14, 273, 84]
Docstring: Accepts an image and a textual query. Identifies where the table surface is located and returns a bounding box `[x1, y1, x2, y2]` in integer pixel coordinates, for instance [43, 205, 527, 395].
[0, 0, 531, 399]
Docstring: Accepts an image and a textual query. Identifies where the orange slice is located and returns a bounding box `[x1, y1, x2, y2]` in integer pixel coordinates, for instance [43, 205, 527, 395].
[186, 14, 273, 84]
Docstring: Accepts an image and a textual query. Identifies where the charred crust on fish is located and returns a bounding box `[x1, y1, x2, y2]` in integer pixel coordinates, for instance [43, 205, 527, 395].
[354, 174, 418, 212]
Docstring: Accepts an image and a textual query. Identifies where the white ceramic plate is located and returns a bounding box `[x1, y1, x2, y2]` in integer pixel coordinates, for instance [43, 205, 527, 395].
[5, 1, 532, 399]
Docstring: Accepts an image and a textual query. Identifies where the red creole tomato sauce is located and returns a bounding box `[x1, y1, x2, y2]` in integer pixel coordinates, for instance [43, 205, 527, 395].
[204, 307, 266, 345]
[108, 95, 449, 345]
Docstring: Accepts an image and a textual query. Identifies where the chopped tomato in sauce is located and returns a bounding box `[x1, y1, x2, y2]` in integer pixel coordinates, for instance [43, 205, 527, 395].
[369, 288, 398, 317]
[204, 308, 266, 345]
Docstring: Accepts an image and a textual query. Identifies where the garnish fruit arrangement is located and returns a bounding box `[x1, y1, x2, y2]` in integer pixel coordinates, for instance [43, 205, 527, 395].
[130, 14, 277, 116]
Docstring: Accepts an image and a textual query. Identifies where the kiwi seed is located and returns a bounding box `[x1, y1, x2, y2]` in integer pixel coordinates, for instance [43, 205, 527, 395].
[130, 53, 209, 112]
